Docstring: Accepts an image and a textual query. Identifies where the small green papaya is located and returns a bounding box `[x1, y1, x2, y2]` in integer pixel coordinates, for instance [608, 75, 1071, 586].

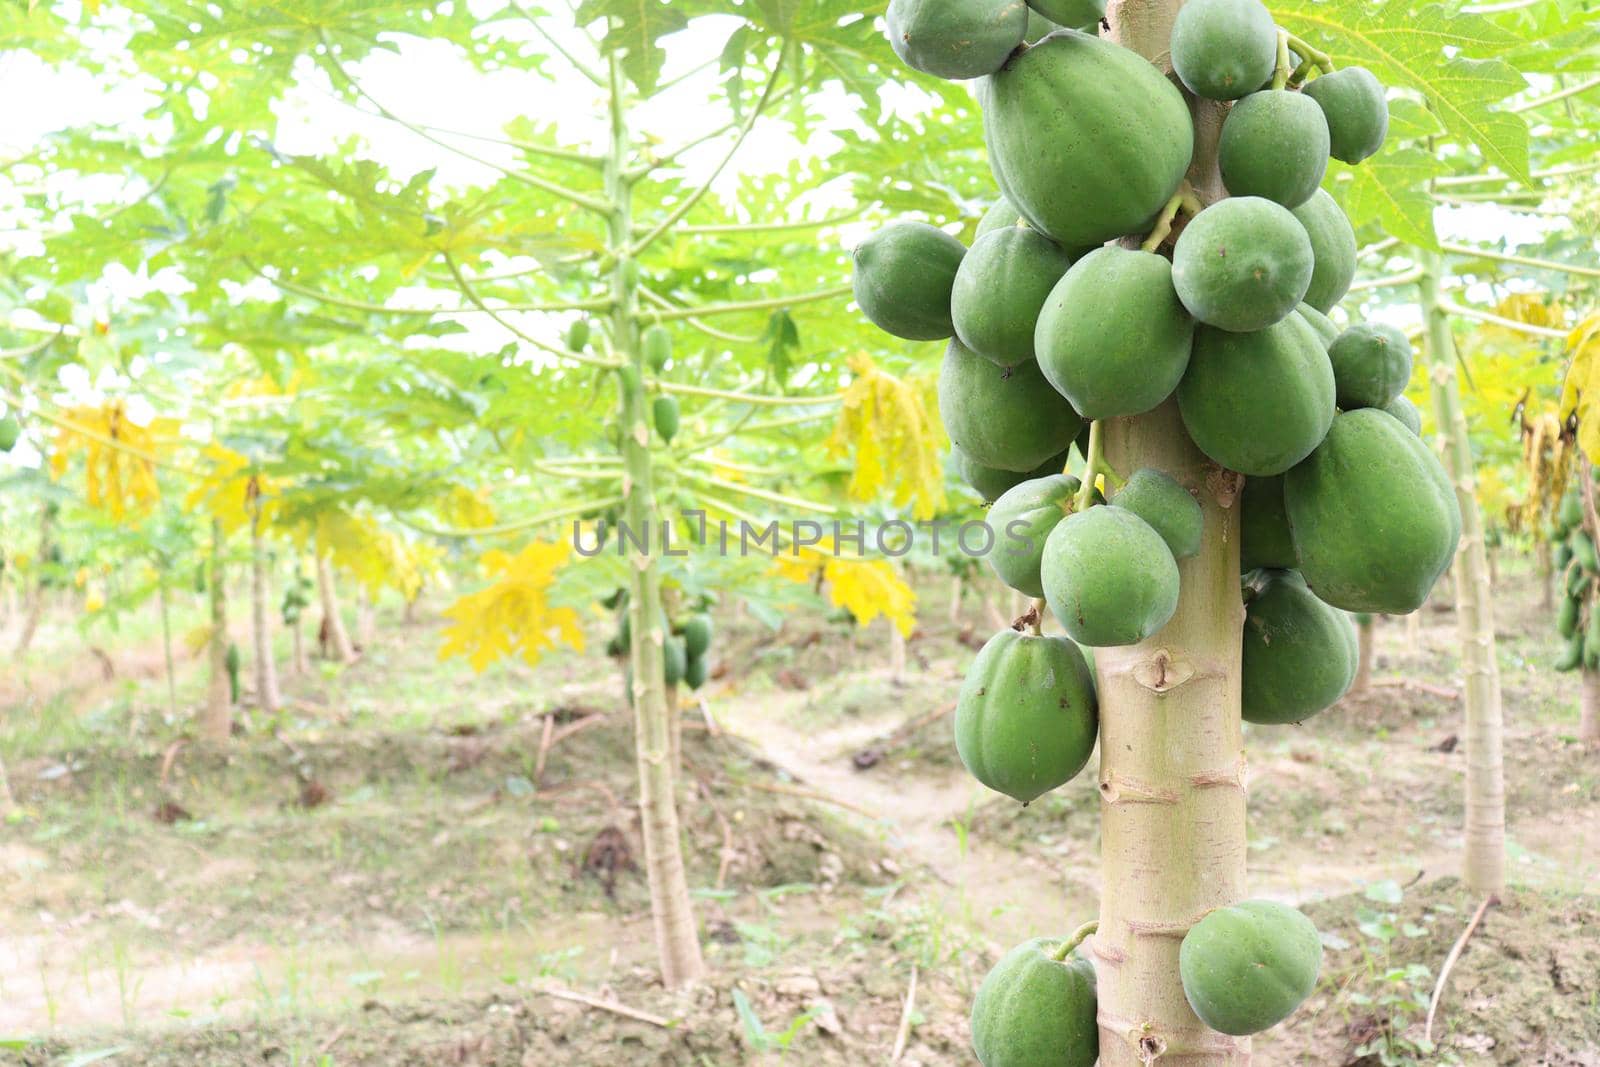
[682, 614, 713, 659]
[976, 194, 1023, 237]
[1242, 571, 1359, 724]
[684, 652, 709, 690]
[1177, 314, 1336, 476]
[1111, 468, 1202, 560]
[653, 395, 680, 442]
[224, 643, 242, 705]
[1558, 594, 1580, 638]
[1286, 409, 1461, 613]
[1169, 0, 1278, 101]
[0, 412, 19, 452]
[1556, 540, 1575, 570]
[1584, 609, 1600, 669]
[1296, 304, 1339, 347]
[1384, 394, 1423, 436]
[605, 634, 625, 658]
[1569, 563, 1590, 599]
[663, 636, 687, 687]
[567, 318, 591, 352]
[1241, 475, 1297, 571]
[1035, 246, 1194, 419]
[1041, 506, 1180, 646]
[979, 29, 1193, 249]
[952, 444, 1072, 503]
[1560, 493, 1584, 531]
[853, 221, 967, 341]
[1555, 629, 1584, 672]
[987, 474, 1090, 597]
[1172, 197, 1314, 333]
[1022, 8, 1060, 42]
[886, 0, 1030, 80]
[1328, 323, 1413, 409]
[1026, 0, 1105, 30]
[194, 562, 208, 594]
[970, 936, 1098, 1066]
[1179, 900, 1322, 1036]
[1291, 189, 1357, 314]
[617, 612, 632, 651]
[1303, 66, 1389, 164]
[1218, 90, 1331, 208]
[955, 629, 1098, 803]
[1572, 530, 1598, 573]
[952, 227, 1075, 366]
[938, 338, 1084, 473]
[643, 325, 671, 372]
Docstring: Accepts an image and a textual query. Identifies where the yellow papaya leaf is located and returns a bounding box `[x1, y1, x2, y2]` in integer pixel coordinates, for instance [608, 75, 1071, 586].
[439, 541, 585, 672]
[185, 444, 279, 534]
[823, 557, 917, 637]
[49, 401, 176, 519]
[1492, 292, 1564, 330]
[440, 485, 498, 529]
[827, 352, 947, 521]
[1560, 311, 1600, 462]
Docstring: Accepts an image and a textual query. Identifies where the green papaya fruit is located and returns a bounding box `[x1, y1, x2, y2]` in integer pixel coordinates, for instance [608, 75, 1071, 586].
[987, 474, 1091, 597]
[955, 629, 1097, 803]
[682, 613, 713, 659]
[951, 444, 1071, 502]
[1111, 468, 1203, 560]
[1169, 0, 1278, 101]
[1172, 197, 1314, 333]
[1218, 89, 1331, 207]
[1296, 304, 1339, 347]
[853, 221, 967, 341]
[194, 563, 207, 595]
[1328, 323, 1413, 409]
[1177, 315, 1336, 476]
[1026, 0, 1105, 30]
[1023, 8, 1061, 43]
[1286, 409, 1462, 613]
[605, 634, 625, 658]
[1241, 475, 1298, 572]
[224, 642, 242, 705]
[1560, 493, 1584, 531]
[1242, 571, 1359, 724]
[1569, 562, 1590, 599]
[1291, 189, 1357, 314]
[978, 29, 1193, 248]
[970, 936, 1098, 1066]
[886, 0, 1030, 80]
[1572, 530, 1598, 573]
[0, 412, 19, 452]
[1302, 66, 1389, 164]
[1042, 506, 1180, 646]
[1584, 609, 1600, 669]
[1559, 594, 1581, 638]
[1555, 541, 1574, 571]
[601, 587, 627, 611]
[1035, 246, 1194, 419]
[1555, 629, 1584, 672]
[1179, 900, 1322, 1036]
[653, 395, 680, 442]
[938, 338, 1084, 472]
[976, 194, 1023, 237]
[567, 318, 591, 352]
[1383, 394, 1422, 436]
[684, 652, 709, 690]
[952, 227, 1075, 366]
[663, 636, 687, 687]
[642, 325, 671, 372]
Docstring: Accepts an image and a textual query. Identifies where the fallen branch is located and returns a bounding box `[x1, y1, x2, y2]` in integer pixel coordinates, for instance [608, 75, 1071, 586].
[158, 739, 188, 792]
[1371, 678, 1459, 700]
[535, 984, 676, 1028]
[1425, 894, 1497, 1045]
[890, 963, 919, 1062]
[534, 714, 557, 785]
[735, 778, 880, 821]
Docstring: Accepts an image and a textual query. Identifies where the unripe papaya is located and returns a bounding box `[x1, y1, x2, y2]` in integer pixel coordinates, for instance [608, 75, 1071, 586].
[643, 325, 671, 372]
[1179, 900, 1322, 1036]
[1111, 468, 1202, 560]
[1026, 0, 1105, 30]
[1042, 506, 1180, 646]
[1242, 570, 1359, 724]
[978, 30, 1193, 249]
[1569, 563, 1590, 599]
[1560, 493, 1584, 531]
[1241, 475, 1298, 572]
[987, 474, 1091, 598]
[1584, 608, 1600, 669]
[1296, 303, 1339, 347]
[682, 614, 713, 659]
[1291, 189, 1357, 314]
[0, 412, 19, 452]
[1022, 8, 1062, 43]
[1555, 630, 1583, 672]
[1169, 0, 1278, 101]
[853, 221, 967, 341]
[1034, 246, 1194, 419]
[1177, 315, 1336, 477]
[937, 338, 1083, 472]
[1303, 66, 1389, 164]
[567, 318, 591, 352]
[976, 194, 1023, 237]
[224, 642, 242, 705]
[1172, 197, 1314, 333]
[952, 227, 1075, 366]
[1286, 409, 1461, 614]
[970, 936, 1098, 1066]
[653, 395, 680, 442]
[1384, 394, 1423, 436]
[955, 630, 1097, 803]
[1219, 90, 1331, 208]
[663, 636, 687, 687]
[886, 0, 1029, 81]
[1558, 594, 1580, 638]
[951, 443, 1072, 503]
[1328, 323, 1413, 409]
[684, 652, 709, 690]
[1572, 530, 1598, 573]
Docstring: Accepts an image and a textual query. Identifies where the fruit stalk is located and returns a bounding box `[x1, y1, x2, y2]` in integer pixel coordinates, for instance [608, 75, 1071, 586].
[605, 54, 706, 987]
[1097, 3, 1248, 1060]
[1418, 250, 1506, 893]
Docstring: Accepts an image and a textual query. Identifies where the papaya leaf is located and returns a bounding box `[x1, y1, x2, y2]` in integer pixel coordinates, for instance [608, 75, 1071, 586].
[826, 353, 946, 522]
[1329, 149, 1439, 249]
[439, 541, 586, 672]
[1560, 311, 1600, 463]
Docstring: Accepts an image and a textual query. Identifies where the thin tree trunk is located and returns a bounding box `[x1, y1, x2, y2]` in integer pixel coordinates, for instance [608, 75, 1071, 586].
[14, 505, 52, 656]
[1352, 616, 1375, 694]
[201, 521, 232, 743]
[889, 622, 907, 684]
[355, 585, 377, 648]
[1420, 252, 1505, 895]
[291, 618, 308, 675]
[984, 592, 1006, 631]
[606, 54, 704, 989]
[315, 548, 358, 664]
[1487, 543, 1499, 584]
[250, 497, 281, 713]
[1582, 666, 1600, 747]
[157, 577, 178, 721]
[1537, 538, 1553, 612]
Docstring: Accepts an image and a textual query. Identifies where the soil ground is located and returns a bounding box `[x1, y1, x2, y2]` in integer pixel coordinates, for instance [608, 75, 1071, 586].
[1, 555, 1596, 1065]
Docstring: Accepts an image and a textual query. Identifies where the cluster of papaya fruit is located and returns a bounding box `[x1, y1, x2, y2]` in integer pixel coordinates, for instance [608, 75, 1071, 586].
[603, 586, 713, 694]
[1552, 481, 1599, 672]
[855, 0, 1467, 1059]
[573, 319, 681, 445]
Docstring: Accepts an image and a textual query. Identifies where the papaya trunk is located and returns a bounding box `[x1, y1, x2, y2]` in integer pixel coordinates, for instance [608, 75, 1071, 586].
[250, 501, 281, 714]
[291, 618, 308, 675]
[202, 521, 232, 743]
[1581, 666, 1600, 747]
[157, 576, 179, 721]
[1537, 539, 1553, 612]
[1487, 544, 1499, 584]
[356, 585, 377, 648]
[1353, 616, 1374, 694]
[1419, 251, 1505, 894]
[14, 504, 52, 656]
[315, 549, 358, 664]
[606, 55, 704, 989]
